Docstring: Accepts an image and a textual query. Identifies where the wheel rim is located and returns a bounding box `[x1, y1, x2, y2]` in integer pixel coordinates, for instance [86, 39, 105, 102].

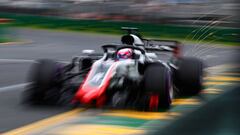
[167, 71, 173, 104]
[169, 85, 174, 102]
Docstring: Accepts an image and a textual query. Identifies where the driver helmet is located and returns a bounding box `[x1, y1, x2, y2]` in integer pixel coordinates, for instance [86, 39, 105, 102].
[117, 48, 133, 60]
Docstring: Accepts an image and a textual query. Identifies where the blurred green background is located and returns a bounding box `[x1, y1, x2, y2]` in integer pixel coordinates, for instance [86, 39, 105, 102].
[0, 13, 239, 45]
[0, 0, 239, 45]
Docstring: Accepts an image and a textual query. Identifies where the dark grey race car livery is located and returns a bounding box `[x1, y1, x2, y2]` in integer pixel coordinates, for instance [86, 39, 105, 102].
[23, 27, 204, 111]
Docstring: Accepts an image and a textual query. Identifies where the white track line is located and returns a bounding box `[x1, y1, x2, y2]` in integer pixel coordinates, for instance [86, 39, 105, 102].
[0, 59, 35, 63]
[0, 83, 30, 93]
[0, 59, 69, 64]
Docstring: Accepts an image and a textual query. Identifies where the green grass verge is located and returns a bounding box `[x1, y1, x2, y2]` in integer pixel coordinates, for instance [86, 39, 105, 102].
[0, 12, 239, 45]
[0, 38, 11, 43]
[0, 25, 12, 43]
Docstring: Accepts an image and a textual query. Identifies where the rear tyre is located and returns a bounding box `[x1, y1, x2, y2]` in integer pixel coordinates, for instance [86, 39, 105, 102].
[175, 57, 204, 95]
[144, 64, 173, 110]
[23, 59, 62, 105]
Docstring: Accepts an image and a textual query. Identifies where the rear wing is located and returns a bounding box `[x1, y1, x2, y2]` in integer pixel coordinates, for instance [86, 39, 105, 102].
[121, 27, 139, 34]
[142, 39, 182, 58]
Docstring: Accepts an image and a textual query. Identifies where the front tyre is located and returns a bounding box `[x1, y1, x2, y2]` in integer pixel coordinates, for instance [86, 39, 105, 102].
[144, 64, 173, 110]
[23, 59, 62, 105]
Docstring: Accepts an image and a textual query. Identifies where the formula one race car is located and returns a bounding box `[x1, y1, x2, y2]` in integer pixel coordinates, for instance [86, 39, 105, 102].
[23, 27, 204, 111]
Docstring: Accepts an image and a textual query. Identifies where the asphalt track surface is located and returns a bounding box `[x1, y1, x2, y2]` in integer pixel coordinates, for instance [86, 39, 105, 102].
[0, 28, 239, 134]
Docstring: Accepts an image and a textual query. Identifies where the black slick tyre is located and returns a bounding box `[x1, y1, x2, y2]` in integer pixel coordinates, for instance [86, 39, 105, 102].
[175, 57, 204, 95]
[23, 59, 61, 105]
[144, 64, 172, 110]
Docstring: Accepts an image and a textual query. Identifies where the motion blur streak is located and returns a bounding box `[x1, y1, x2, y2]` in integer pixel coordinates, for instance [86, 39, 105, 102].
[47, 125, 145, 135]
[2, 109, 85, 135]
[101, 111, 181, 120]
[0, 0, 239, 135]
[0, 83, 29, 92]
